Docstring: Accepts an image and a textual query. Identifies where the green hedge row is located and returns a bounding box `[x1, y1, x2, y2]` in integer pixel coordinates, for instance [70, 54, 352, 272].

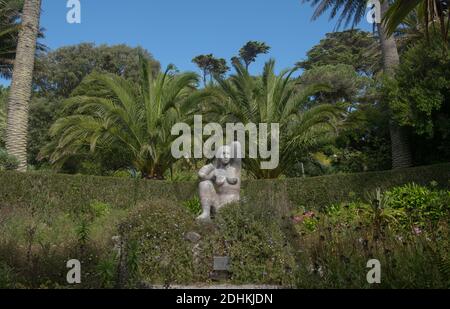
[0, 172, 196, 211]
[0, 163, 449, 211]
[245, 163, 450, 211]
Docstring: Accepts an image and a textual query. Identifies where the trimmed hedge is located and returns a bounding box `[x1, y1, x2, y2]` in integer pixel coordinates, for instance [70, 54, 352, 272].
[0, 163, 449, 211]
[0, 172, 196, 211]
[245, 163, 450, 211]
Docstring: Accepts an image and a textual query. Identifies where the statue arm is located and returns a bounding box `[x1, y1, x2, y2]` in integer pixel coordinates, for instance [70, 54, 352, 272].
[198, 164, 216, 181]
[227, 177, 238, 185]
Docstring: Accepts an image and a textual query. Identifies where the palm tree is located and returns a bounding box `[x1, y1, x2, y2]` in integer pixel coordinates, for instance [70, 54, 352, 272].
[41, 58, 210, 179]
[384, 0, 449, 43]
[0, 0, 23, 78]
[5, 0, 41, 172]
[0, 105, 5, 144]
[303, 0, 413, 169]
[208, 59, 343, 179]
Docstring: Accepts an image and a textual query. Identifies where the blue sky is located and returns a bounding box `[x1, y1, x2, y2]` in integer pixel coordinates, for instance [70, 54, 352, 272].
[1, 0, 372, 86]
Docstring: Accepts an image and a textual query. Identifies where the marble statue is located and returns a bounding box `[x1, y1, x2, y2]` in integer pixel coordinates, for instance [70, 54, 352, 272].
[197, 142, 242, 222]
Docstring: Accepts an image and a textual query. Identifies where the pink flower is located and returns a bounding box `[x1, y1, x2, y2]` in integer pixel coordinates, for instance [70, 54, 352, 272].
[292, 211, 316, 224]
[304, 211, 316, 218]
[293, 216, 304, 224]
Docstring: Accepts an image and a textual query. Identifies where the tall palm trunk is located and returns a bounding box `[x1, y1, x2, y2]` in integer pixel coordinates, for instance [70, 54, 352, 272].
[378, 0, 413, 169]
[5, 0, 41, 172]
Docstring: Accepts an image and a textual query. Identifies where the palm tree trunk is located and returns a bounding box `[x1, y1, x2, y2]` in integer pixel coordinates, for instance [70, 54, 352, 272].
[378, 0, 413, 169]
[5, 0, 41, 172]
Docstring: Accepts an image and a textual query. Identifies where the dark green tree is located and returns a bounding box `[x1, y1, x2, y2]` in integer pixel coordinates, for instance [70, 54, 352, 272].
[302, 0, 413, 169]
[0, 0, 23, 78]
[386, 36, 450, 164]
[192, 54, 229, 86]
[296, 30, 381, 76]
[0, 0, 45, 79]
[210, 57, 229, 78]
[384, 0, 450, 43]
[41, 59, 210, 179]
[208, 59, 343, 179]
[25, 44, 160, 169]
[238, 41, 271, 71]
[34, 43, 160, 97]
[299, 64, 371, 105]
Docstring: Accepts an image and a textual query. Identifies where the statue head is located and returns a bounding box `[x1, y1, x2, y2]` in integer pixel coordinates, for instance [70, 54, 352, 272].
[217, 145, 232, 166]
[214, 142, 242, 169]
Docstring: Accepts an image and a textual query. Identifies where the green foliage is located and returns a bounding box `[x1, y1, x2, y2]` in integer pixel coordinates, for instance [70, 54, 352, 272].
[182, 196, 202, 216]
[209, 59, 343, 178]
[95, 255, 117, 289]
[1, 163, 449, 212]
[0, 195, 129, 288]
[34, 43, 160, 97]
[121, 201, 204, 285]
[303, 0, 372, 29]
[296, 30, 380, 76]
[293, 187, 450, 288]
[0, 262, 16, 288]
[41, 57, 210, 179]
[390, 37, 450, 137]
[237, 41, 271, 70]
[332, 103, 392, 173]
[0, 147, 18, 170]
[0, 171, 198, 211]
[214, 202, 297, 286]
[0, 176, 448, 288]
[299, 64, 370, 104]
[76, 219, 91, 248]
[27, 97, 60, 167]
[384, 0, 450, 42]
[26, 44, 162, 171]
[0, 0, 23, 79]
[245, 164, 449, 211]
[296, 29, 390, 174]
[385, 183, 450, 227]
[74, 201, 112, 252]
[192, 54, 229, 85]
[89, 200, 112, 218]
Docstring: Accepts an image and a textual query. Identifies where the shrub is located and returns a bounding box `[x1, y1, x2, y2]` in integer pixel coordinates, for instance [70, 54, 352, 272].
[120, 200, 208, 285]
[292, 196, 450, 288]
[213, 202, 297, 286]
[89, 201, 112, 218]
[182, 196, 202, 216]
[385, 183, 450, 227]
[0, 148, 19, 171]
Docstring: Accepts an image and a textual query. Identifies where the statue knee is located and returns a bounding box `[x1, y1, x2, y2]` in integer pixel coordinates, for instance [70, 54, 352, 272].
[199, 180, 214, 194]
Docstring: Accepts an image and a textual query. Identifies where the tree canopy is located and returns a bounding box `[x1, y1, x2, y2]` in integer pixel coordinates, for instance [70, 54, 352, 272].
[0, 0, 23, 78]
[297, 30, 381, 76]
[34, 43, 160, 98]
[41, 58, 210, 179]
[192, 54, 229, 86]
[207, 59, 343, 179]
[237, 41, 271, 70]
